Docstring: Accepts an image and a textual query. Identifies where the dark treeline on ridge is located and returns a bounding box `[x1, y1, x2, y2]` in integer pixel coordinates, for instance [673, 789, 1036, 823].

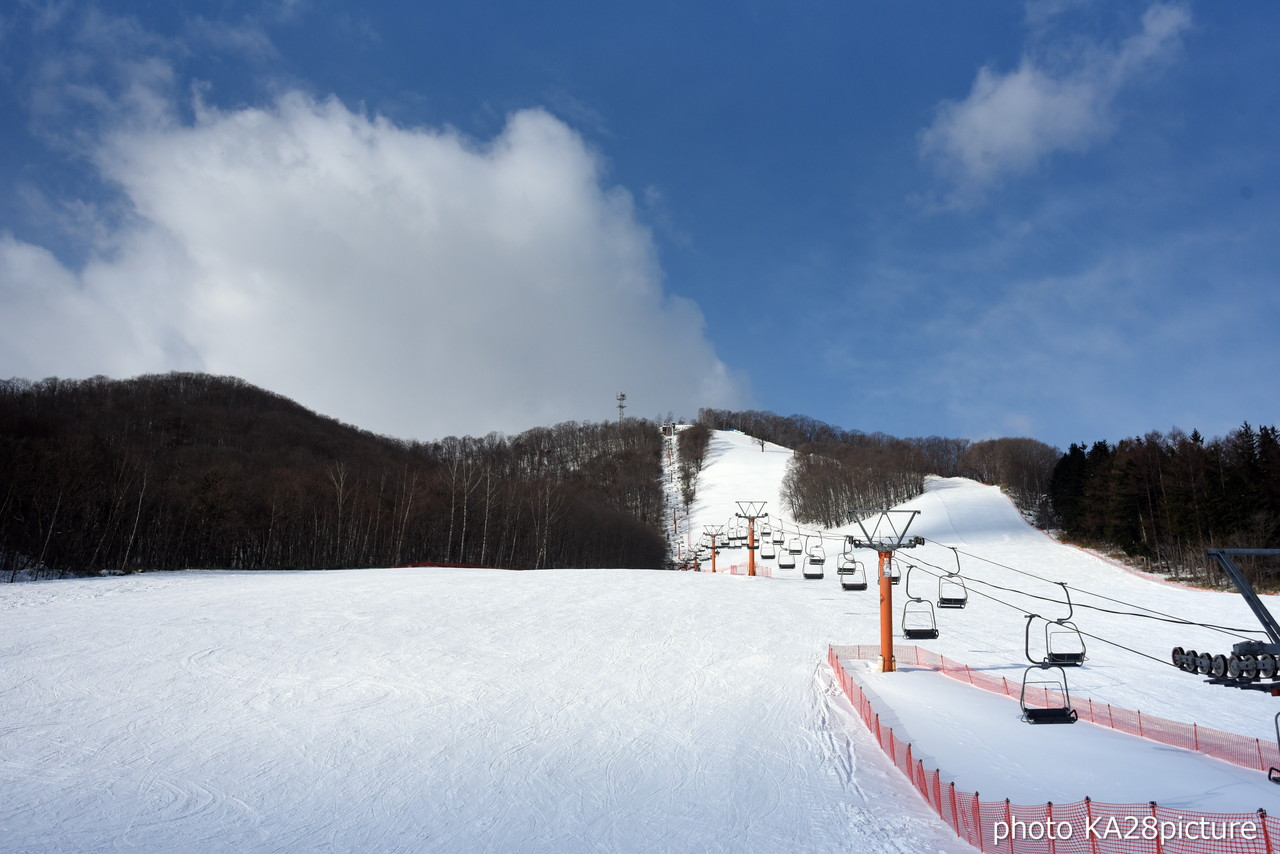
[696, 408, 1059, 528]
[0, 373, 666, 579]
[1049, 424, 1280, 582]
[9, 376, 1270, 585]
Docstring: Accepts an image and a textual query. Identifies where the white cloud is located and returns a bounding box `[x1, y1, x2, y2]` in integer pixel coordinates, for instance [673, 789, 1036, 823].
[920, 2, 1191, 204]
[0, 94, 747, 439]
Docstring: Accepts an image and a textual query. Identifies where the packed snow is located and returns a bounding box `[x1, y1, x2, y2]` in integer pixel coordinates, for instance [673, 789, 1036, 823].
[3, 427, 1279, 852]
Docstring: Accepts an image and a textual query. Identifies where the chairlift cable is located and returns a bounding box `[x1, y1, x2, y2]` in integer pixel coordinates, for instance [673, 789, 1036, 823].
[917, 538, 1264, 640]
[931, 567, 1180, 669]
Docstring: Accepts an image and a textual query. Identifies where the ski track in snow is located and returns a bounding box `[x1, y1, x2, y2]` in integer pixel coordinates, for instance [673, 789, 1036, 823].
[4, 427, 1277, 851]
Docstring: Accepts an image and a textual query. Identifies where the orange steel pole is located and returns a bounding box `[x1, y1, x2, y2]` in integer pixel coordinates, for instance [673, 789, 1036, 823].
[879, 550, 896, 672]
[711, 536, 718, 574]
[748, 519, 756, 577]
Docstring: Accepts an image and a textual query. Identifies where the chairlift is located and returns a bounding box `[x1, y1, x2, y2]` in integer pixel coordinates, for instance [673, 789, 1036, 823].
[772, 531, 785, 545]
[761, 540, 776, 560]
[803, 545, 826, 580]
[1020, 665, 1079, 724]
[787, 537, 803, 556]
[778, 550, 796, 570]
[1021, 612, 1079, 724]
[937, 547, 969, 609]
[887, 562, 901, 585]
[901, 565, 939, 639]
[1035, 583, 1086, 666]
[837, 556, 868, 591]
[760, 523, 773, 541]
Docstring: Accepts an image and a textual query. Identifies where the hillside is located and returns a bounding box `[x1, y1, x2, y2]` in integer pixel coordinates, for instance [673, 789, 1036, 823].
[0, 373, 667, 576]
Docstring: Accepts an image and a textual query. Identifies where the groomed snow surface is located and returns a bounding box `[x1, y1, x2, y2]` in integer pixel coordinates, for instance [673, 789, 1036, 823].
[4, 428, 1279, 852]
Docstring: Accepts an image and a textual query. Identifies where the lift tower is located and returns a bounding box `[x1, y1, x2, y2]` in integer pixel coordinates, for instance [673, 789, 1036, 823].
[703, 525, 724, 574]
[735, 502, 768, 577]
[848, 509, 923, 673]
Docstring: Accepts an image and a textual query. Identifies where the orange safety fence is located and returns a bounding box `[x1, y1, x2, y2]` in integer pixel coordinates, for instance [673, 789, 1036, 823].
[828, 645, 1279, 853]
[726, 563, 773, 577]
[830, 644, 1280, 774]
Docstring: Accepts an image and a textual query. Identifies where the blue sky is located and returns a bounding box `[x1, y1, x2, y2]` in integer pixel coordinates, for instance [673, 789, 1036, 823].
[1, 1, 1277, 449]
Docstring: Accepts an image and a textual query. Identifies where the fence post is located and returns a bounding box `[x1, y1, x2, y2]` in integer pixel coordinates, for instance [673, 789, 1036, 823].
[949, 782, 959, 834]
[975, 793, 985, 852]
[1259, 808, 1272, 854]
[1260, 738, 1266, 771]
[1150, 802, 1164, 854]
[1004, 799, 1013, 853]
[1085, 797, 1099, 854]
[1108, 704, 1114, 728]
[1193, 722, 1199, 751]
[1047, 802, 1056, 854]
[1138, 710, 1144, 738]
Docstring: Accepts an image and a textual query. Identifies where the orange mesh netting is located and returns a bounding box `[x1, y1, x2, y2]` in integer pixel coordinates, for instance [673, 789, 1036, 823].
[828, 645, 1278, 853]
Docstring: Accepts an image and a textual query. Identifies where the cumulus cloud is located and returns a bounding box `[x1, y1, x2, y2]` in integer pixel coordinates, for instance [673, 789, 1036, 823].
[0, 95, 747, 439]
[920, 2, 1191, 204]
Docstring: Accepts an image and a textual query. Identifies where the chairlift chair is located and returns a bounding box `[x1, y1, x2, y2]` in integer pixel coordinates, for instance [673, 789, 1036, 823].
[1042, 583, 1086, 666]
[937, 576, 969, 609]
[1021, 612, 1079, 724]
[1046, 623, 1087, 666]
[1020, 665, 1079, 724]
[772, 531, 784, 545]
[937, 547, 969, 609]
[761, 541, 776, 560]
[787, 537, 803, 556]
[803, 545, 825, 580]
[902, 599, 939, 639]
[778, 550, 797, 570]
[901, 565, 939, 639]
[838, 557, 868, 591]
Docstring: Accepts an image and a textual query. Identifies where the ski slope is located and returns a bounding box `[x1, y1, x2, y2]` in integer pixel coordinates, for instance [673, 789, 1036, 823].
[3, 428, 1279, 852]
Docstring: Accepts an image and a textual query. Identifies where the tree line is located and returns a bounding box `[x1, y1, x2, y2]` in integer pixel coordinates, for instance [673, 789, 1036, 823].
[1048, 423, 1280, 583]
[0, 373, 668, 580]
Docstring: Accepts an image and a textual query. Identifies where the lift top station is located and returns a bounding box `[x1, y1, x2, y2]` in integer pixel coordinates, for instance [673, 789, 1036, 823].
[1171, 548, 1280, 782]
[847, 509, 924, 673]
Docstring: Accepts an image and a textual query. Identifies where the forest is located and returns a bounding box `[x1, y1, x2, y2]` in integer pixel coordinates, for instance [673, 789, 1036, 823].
[5, 373, 1273, 585]
[1048, 424, 1280, 582]
[0, 373, 667, 579]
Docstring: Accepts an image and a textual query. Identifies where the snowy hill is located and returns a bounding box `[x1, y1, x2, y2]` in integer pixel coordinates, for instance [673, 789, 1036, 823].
[3, 427, 1279, 852]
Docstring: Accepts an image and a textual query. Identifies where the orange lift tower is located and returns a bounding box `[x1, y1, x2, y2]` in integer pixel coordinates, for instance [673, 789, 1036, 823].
[703, 525, 724, 574]
[848, 509, 924, 673]
[735, 502, 768, 577]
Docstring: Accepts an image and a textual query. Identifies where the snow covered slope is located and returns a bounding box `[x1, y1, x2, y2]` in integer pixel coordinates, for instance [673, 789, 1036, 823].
[1, 568, 970, 853]
[4, 427, 1279, 852]
[686, 429, 1280, 740]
